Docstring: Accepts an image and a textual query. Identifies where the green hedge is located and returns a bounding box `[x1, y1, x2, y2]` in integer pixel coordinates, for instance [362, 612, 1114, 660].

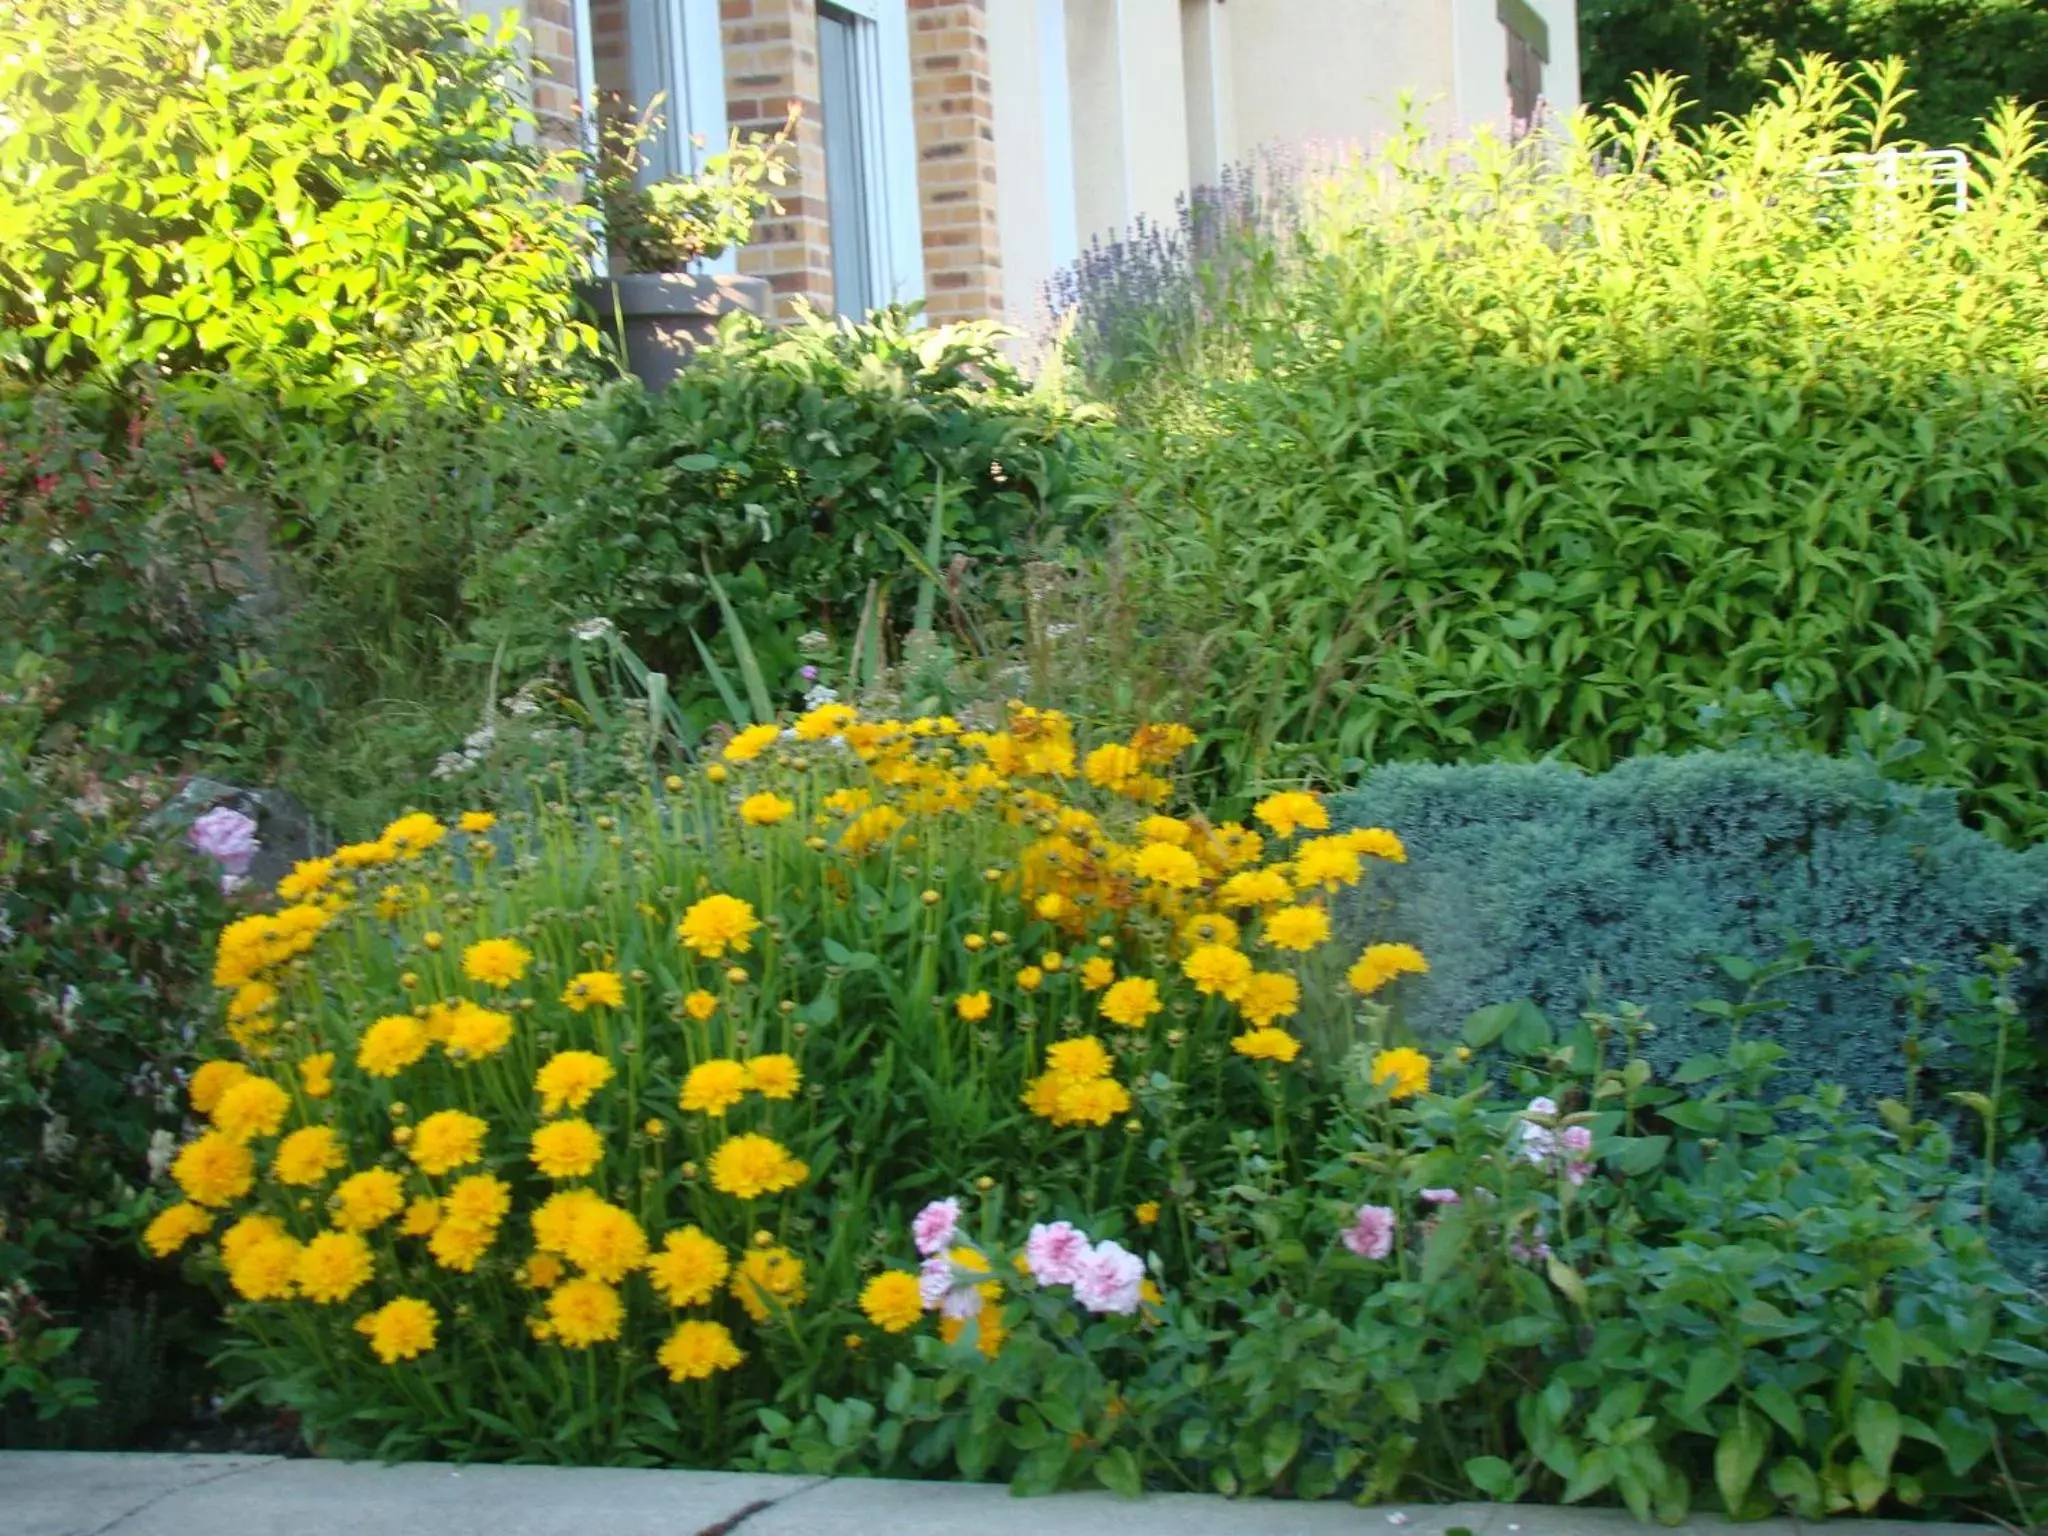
[1330, 750, 2048, 1105]
[1089, 64, 2048, 839]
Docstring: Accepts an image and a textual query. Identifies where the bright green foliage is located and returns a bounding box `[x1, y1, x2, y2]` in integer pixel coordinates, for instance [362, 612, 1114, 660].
[1091, 64, 2048, 837]
[0, 656, 231, 1440]
[0, 388, 263, 758]
[759, 1033, 2048, 1522]
[0, 0, 598, 408]
[474, 308, 1097, 719]
[1327, 750, 2048, 1103]
[1581, 0, 2048, 150]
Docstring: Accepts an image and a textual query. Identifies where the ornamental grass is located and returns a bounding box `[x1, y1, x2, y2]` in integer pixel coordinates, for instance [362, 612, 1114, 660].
[145, 704, 1418, 1461]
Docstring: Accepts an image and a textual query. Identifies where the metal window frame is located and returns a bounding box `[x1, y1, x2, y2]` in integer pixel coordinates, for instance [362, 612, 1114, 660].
[818, 0, 925, 312]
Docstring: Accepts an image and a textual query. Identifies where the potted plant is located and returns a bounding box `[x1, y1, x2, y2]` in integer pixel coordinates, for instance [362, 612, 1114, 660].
[581, 101, 795, 389]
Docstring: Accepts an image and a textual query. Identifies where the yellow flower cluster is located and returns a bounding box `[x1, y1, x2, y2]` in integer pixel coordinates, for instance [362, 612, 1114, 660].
[1023, 1035, 1132, 1127]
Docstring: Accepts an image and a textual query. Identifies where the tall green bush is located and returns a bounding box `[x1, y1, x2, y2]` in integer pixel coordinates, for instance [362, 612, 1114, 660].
[0, 0, 597, 408]
[1327, 749, 2048, 1105]
[1088, 63, 2048, 838]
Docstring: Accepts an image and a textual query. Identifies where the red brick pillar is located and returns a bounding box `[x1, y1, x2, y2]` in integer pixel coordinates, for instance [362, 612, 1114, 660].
[908, 0, 1003, 322]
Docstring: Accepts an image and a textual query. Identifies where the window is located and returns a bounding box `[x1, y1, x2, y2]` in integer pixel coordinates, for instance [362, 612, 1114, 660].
[620, 0, 727, 182]
[1497, 0, 1548, 127]
[814, 0, 924, 318]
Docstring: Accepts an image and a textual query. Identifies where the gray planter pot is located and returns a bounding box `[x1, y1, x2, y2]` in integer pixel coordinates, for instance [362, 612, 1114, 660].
[579, 271, 773, 391]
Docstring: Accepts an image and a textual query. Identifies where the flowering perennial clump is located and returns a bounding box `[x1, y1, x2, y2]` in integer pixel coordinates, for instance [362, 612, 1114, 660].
[146, 710, 1427, 1461]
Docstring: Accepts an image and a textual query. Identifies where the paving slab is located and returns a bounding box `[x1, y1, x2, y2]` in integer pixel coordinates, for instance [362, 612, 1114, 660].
[0, 1453, 2000, 1536]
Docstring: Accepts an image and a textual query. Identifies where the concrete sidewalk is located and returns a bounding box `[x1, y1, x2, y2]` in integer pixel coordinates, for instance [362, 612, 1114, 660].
[0, 1452, 1999, 1536]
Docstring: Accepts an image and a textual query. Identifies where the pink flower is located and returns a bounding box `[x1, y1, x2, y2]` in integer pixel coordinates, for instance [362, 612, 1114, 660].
[1419, 1188, 1461, 1205]
[1526, 1096, 1558, 1118]
[1072, 1240, 1145, 1315]
[911, 1197, 961, 1257]
[1509, 1221, 1552, 1264]
[190, 807, 258, 879]
[1026, 1221, 1091, 1287]
[919, 1249, 989, 1319]
[917, 1254, 953, 1312]
[1341, 1203, 1397, 1261]
[1560, 1125, 1592, 1155]
[1566, 1161, 1595, 1187]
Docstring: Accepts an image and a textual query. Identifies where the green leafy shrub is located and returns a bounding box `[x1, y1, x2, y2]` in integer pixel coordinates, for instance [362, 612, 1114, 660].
[1087, 63, 2048, 837]
[473, 309, 1098, 718]
[0, 387, 265, 759]
[0, 0, 597, 408]
[589, 103, 794, 273]
[758, 1022, 2048, 1522]
[1325, 749, 2048, 1103]
[0, 655, 233, 1441]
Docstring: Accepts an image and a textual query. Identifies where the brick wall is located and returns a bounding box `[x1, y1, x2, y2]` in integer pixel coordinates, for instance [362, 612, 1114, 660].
[907, 0, 1002, 323]
[525, 0, 585, 147]
[723, 0, 834, 317]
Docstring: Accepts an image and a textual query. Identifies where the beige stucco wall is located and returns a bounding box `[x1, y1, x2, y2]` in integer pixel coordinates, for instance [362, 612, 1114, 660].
[1223, 0, 1457, 157]
[990, 0, 1058, 322]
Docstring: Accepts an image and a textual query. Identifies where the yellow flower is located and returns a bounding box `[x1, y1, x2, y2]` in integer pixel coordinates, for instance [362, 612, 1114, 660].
[1098, 976, 1162, 1029]
[462, 936, 533, 989]
[429, 1218, 497, 1272]
[187, 1060, 250, 1116]
[459, 810, 497, 834]
[954, 991, 993, 1022]
[1016, 965, 1044, 992]
[299, 1052, 335, 1099]
[171, 1132, 255, 1208]
[731, 1245, 807, 1322]
[794, 702, 857, 740]
[677, 893, 760, 959]
[211, 1075, 289, 1143]
[560, 970, 625, 1013]
[1135, 1201, 1161, 1227]
[1132, 841, 1203, 890]
[333, 839, 393, 870]
[1292, 836, 1364, 892]
[1079, 955, 1116, 991]
[442, 999, 514, 1062]
[681, 1058, 749, 1117]
[1034, 893, 1068, 921]
[535, 1050, 615, 1115]
[1261, 904, 1331, 952]
[295, 1230, 375, 1304]
[226, 981, 278, 1024]
[1370, 1046, 1431, 1100]
[859, 1270, 924, 1333]
[518, 1252, 567, 1289]
[1342, 826, 1407, 863]
[409, 1110, 487, 1176]
[220, 1213, 286, 1268]
[272, 1126, 345, 1186]
[547, 1278, 625, 1347]
[684, 989, 720, 1023]
[1214, 868, 1293, 907]
[1054, 1075, 1132, 1126]
[379, 812, 448, 859]
[646, 1226, 731, 1307]
[1130, 721, 1198, 765]
[743, 1054, 801, 1100]
[1237, 971, 1302, 1027]
[531, 1118, 605, 1180]
[227, 1233, 301, 1301]
[839, 804, 907, 856]
[1138, 815, 1191, 846]
[1231, 1027, 1303, 1063]
[357, 1014, 429, 1078]
[1204, 822, 1265, 869]
[356, 1297, 438, 1363]
[1179, 912, 1240, 949]
[400, 1197, 441, 1237]
[1182, 943, 1253, 1001]
[1045, 1035, 1112, 1080]
[939, 1298, 1006, 1358]
[738, 792, 796, 827]
[1084, 742, 1143, 790]
[1252, 791, 1328, 840]
[275, 857, 337, 903]
[708, 1133, 808, 1200]
[1347, 942, 1430, 996]
[332, 1168, 407, 1231]
[446, 1172, 512, 1229]
[210, 903, 329, 988]
[143, 1203, 213, 1258]
[822, 787, 872, 816]
[530, 1188, 603, 1256]
[559, 1199, 649, 1282]
[722, 722, 783, 762]
[659, 1319, 745, 1381]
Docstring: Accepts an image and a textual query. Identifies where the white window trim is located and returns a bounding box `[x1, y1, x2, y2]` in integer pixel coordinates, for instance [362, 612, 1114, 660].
[824, 0, 926, 310]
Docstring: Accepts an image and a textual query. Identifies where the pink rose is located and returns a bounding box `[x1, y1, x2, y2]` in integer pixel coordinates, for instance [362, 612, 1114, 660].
[1560, 1125, 1593, 1155]
[911, 1197, 961, 1257]
[1072, 1240, 1145, 1315]
[1341, 1203, 1397, 1261]
[1025, 1221, 1091, 1288]
[190, 807, 259, 879]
